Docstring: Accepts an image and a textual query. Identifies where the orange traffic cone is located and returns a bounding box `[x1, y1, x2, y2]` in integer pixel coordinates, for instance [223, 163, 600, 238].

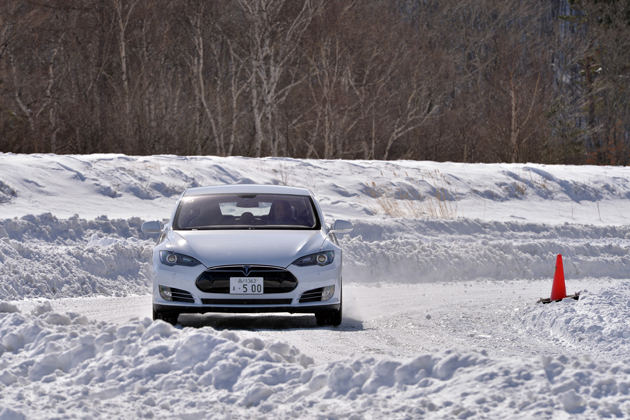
[538, 254, 580, 304]
[550, 254, 566, 301]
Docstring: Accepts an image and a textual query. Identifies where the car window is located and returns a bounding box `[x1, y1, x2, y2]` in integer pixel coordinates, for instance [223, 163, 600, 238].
[174, 193, 320, 230]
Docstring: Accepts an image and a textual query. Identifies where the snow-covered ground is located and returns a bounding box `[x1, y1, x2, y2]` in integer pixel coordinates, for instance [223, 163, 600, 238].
[1, 153, 630, 419]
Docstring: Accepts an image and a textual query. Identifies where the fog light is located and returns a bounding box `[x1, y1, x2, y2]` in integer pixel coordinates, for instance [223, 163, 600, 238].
[321, 285, 335, 301]
[159, 285, 173, 301]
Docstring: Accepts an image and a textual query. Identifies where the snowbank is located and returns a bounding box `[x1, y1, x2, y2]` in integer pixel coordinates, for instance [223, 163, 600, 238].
[342, 219, 630, 283]
[1, 302, 629, 419]
[1, 153, 630, 225]
[2, 212, 630, 301]
[520, 281, 630, 361]
[0, 214, 154, 300]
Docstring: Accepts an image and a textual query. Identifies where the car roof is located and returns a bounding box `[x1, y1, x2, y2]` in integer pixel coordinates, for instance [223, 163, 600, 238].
[183, 184, 313, 197]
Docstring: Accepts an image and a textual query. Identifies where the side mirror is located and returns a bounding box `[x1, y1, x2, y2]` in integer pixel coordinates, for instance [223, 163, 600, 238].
[141, 221, 163, 233]
[330, 220, 353, 234]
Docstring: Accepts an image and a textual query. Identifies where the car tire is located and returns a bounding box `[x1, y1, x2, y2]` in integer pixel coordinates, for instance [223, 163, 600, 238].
[315, 312, 329, 326]
[153, 308, 179, 325]
[315, 308, 342, 327]
[330, 305, 342, 326]
[315, 287, 343, 327]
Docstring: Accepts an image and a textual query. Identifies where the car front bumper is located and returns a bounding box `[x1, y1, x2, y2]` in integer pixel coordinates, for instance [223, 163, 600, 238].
[151, 260, 343, 315]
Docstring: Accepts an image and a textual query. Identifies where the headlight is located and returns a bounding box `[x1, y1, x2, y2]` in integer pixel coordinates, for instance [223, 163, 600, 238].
[292, 251, 334, 267]
[159, 251, 201, 267]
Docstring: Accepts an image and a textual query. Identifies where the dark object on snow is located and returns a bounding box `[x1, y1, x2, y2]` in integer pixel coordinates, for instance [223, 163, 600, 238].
[537, 292, 580, 304]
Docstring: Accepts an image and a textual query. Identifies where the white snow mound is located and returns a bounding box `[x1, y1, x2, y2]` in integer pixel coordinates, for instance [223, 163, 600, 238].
[520, 281, 630, 361]
[0, 306, 629, 419]
[2, 214, 630, 301]
[0, 214, 154, 300]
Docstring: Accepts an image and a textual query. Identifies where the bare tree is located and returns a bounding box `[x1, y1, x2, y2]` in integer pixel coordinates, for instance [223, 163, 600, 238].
[302, 1, 360, 159]
[237, 0, 322, 157]
[486, 38, 551, 163]
[569, 0, 630, 165]
[111, 0, 140, 153]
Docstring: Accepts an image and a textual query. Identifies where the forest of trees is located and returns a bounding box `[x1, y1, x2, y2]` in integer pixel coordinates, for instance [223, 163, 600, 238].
[1, 0, 629, 164]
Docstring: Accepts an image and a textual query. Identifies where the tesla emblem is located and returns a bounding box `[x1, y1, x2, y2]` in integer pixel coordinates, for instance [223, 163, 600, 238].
[242, 266, 251, 276]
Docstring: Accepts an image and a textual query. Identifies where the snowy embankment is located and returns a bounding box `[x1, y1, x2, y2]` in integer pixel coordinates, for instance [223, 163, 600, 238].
[0, 214, 153, 300]
[1, 153, 630, 418]
[1, 215, 629, 301]
[343, 219, 630, 283]
[520, 282, 630, 361]
[1, 301, 630, 419]
[1, 153, 630, 225]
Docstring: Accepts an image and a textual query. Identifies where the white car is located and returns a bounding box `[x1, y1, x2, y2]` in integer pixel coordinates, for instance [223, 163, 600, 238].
[142, 185, 352, 326]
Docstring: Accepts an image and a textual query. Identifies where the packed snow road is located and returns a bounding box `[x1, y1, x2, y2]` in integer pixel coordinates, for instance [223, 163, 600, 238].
[13, 278, 622, 365]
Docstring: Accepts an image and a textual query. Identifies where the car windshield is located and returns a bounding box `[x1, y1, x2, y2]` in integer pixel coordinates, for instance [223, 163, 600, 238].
[173, 193, 320, 230]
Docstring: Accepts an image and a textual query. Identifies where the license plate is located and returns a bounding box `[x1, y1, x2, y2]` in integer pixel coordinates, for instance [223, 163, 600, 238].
[230, 277, 264, 294]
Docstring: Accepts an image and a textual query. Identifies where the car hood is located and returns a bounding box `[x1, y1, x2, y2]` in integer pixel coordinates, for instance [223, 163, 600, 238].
[166, 229, 326, 268]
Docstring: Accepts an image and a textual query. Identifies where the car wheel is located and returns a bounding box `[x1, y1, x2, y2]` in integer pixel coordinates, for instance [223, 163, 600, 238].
[330, 304, 342, 326]
[315, 308, 342, 326]
[315, 287, 343, 327]
[153, 308, 179, 325]
[315, 312, 329, 326]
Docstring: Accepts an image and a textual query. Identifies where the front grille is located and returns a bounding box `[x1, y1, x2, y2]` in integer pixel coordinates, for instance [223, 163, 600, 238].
[171, 287, 195, 303]
[201, 298, 293, 305]
[299, 288, 324, 303]
[196, 265, 298, 294]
